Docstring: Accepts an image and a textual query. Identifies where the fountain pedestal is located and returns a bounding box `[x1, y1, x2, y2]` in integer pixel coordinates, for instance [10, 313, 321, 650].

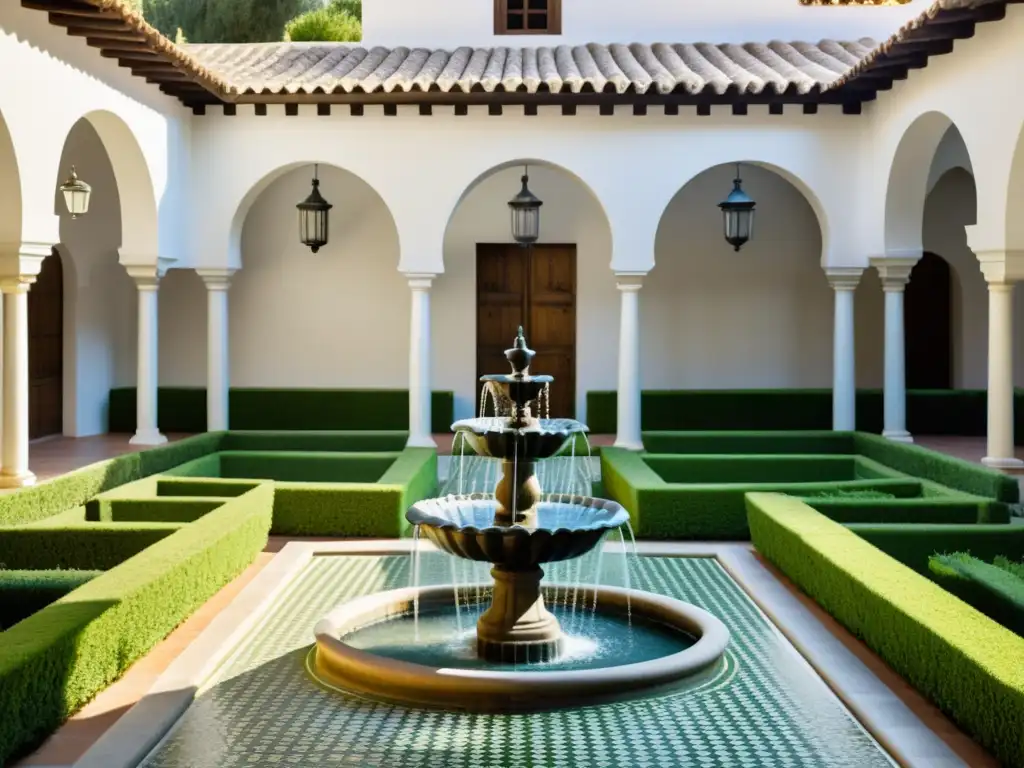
[494, 459, 541, 527]
[477, 565, 562, 662]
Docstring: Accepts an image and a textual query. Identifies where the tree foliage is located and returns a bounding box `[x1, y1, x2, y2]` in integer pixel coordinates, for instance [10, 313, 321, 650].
[141, 0, 320, 44]
[284, 0, 362, 42]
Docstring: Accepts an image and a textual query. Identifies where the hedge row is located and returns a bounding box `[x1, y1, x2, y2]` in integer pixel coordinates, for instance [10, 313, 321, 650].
[929, 553, 1024, 636]
[108, 388, 455, 434]
[0, 524, 182, 570]
[600, 446, 996, 539]
[0, 570, 102, 630]
[0, 433, 222, 527]
[639, 431, 1018, 504]
[0, 483, 274, 764]
[271, 448, 437, 536]
[587, 388, 1014, 436]
[746, 493, 1024, 767]
[851, 524, 1024, 576]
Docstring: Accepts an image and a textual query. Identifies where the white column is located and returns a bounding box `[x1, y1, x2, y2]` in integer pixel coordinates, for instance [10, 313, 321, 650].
[982, 278, 1022, 468]
[614, 274, 644, 450]
[127, 267, 167, 446]
[198, 269, 235, 432]
[826, 268, 861, 432]
[406, 274, 436, 448]
[0, 280, 35, 487]
[872, 258, 917, 443]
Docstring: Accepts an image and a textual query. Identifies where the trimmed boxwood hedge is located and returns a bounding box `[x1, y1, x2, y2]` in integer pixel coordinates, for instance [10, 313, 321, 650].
[586, 388, 1006, 436]
[0, 433, 222, 527]
[0, 483, 273, 764]
[108, 388, 455, 434]
[849, 524, 1024, 575]
[746, 492, 1024, 767]
[0, 525, 183, 570]
[929, 553, 1024, 635]
[271, 448, 437, 536]
[600, 446, 992, 539]
[0, 570, 102, 630]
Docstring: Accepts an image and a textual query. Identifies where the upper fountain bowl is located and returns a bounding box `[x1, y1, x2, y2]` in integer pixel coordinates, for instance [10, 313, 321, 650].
[407, 493, 629, 569]
[453, 417, 588, 461]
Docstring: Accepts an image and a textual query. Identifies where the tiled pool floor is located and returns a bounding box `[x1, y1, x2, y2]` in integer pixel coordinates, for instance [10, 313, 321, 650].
[140, 553, 895, 767]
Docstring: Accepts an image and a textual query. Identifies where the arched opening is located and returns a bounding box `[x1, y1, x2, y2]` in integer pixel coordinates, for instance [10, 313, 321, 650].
[905, 252, 953, 389]
[29, 249, 64, 439]
[222, 163, 403, 392]
[0, 109, 21, 249]
[54, 117, 138, 437]
[649, 162, 853, 390]
[441, 161, 612, 422]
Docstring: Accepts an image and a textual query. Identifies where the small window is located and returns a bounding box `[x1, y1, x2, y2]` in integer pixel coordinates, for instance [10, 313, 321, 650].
[495, 0, 561, 34]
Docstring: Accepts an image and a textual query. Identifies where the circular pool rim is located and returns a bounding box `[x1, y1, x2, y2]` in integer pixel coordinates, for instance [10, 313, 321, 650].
[312, 583, 730, 713]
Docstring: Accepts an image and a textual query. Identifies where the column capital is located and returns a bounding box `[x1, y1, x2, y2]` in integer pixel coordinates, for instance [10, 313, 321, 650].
[404, 272, 436, 290]
[0, 278, 34, 294]
[615, 272, 645, 291]
[870, 256, 917, 290]
[977, 249, 1024, 286]
[197, 267, 237, 291]
[824, 267, 862, 291]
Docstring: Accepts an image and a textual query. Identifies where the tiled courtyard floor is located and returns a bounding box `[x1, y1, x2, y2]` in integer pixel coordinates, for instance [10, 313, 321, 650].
[8, 431, 1017, 766]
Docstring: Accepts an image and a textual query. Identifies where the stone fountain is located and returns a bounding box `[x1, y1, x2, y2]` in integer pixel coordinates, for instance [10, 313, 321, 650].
[410, 327, 628, 662]
[312, 328, 730, 712]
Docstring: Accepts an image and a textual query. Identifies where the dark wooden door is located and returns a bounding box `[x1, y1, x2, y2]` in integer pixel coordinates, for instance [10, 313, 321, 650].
[905, 251, 953, 389]
[476, 244, 577, 418]
[29, 249, 64, 439]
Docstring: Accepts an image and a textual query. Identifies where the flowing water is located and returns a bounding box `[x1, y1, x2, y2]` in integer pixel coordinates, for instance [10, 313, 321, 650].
[342, 601, 693, 672]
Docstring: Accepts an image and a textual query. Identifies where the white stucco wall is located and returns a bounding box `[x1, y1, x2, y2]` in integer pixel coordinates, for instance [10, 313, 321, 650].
[362, 0, 929, 50]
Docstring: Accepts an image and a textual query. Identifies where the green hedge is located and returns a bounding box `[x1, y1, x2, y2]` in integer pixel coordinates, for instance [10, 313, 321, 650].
[271, 448, 437, 537]
[0, 433, 222, 527]
[221, 430, 409, 452]
[0, 483, 273, 765]
[155, 478, 261, 498]
[600, 447, 990, 539]
[0, 570, 102, 630]
[0, 525, 182, 570]
[108, 388, 455, 434]
[643, 455, 863, 484]
[586, 389, 1017, 437]
[849, 524, 1024, 575]
[90, 498, 225, 524]
[929, 553, 1024, 636]
[746, 493, 1024, 767]
[642, 430, 854, 455]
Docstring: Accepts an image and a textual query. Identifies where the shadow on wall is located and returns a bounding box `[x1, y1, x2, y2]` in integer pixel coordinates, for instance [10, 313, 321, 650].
[646, 162, 884, 390]
[55, 118, 137, 438]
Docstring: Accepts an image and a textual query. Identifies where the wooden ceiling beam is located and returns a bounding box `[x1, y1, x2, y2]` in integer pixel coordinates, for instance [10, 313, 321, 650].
[85, 37, 150, 50]
[22, 0, 106, 14]
[49, 13, 131, 30]
[71, 28, 146, 42]
[900, 21, 975, 43]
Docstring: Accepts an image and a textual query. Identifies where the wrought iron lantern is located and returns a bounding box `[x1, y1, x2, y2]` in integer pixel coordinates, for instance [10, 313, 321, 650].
[59, 166, 91, 219]
[718, 163, 756, 252]
[508, 165, 543, 246]
[297, 164, 333, 253]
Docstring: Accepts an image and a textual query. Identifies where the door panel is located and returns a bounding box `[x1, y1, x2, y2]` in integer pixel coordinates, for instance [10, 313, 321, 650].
[476, 243, 576, 419]
[29, 250, 64, 439]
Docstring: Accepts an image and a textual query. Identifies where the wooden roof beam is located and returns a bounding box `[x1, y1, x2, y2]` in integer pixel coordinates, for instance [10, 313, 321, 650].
[22, 0, 108, 13]
[49, 13, 132, 30]
[929, 3, 1006, 24]
[85, 37, 150, 50]
[901, 21, 975, 43]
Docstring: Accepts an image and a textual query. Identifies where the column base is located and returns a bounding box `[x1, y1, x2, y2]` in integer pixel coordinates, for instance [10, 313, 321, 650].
[130, 429, 168, 446]
[406, 433, 437, 448]
[982, 456, 1024, 471]
[613, 437, 644, 451]
[0, 470, 36, 488]
[882, 430, 914, 443]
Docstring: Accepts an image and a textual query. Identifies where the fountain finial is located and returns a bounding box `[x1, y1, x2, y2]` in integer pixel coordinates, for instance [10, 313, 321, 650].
[506, 326, 535, 376]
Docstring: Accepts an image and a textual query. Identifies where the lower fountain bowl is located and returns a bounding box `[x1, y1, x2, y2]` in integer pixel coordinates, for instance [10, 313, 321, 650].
[311, 584, 730, 713]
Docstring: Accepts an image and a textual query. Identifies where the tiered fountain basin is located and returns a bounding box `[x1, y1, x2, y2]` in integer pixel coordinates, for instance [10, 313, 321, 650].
[312, 582, 730, 713]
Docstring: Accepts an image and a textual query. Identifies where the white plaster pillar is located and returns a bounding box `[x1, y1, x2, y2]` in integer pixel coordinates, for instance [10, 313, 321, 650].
[982, 277, 1021, 468]
[614, 274, 644, 450]
[406, 273, 436, 448]
[198, 269, 235, 432]
[0, 279, 35, 487]
[826, 268, 862, 432]
[871, 257, 918, 443]
[125, 265, 167, 446]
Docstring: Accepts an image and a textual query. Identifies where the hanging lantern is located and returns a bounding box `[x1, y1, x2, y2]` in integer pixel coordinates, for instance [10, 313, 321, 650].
[508, 165, 542, 247]
[59, 166, 91, 219]
[297, 163, 333, 253]
[718, 163, 756, 252]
